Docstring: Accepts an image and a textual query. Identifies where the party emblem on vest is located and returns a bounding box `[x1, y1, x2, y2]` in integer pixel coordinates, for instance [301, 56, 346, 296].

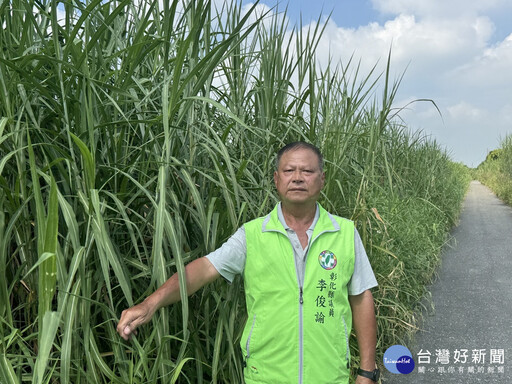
[318, 250, 337, 270]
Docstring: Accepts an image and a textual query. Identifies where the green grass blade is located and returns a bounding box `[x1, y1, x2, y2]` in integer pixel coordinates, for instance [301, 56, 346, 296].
[70, 132, 96, 191]
[90, 190, 133, 306]
[34, 311, 60, 384]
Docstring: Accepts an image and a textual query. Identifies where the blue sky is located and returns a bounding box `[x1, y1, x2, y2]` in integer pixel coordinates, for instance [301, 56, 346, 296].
[241, 0, 512, 166]
[270, 0, 382, 28]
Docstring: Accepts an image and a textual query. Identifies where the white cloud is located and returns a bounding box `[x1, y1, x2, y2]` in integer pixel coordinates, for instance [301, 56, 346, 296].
[313, 13, 495, 78]
[447, 102, 484, 120]
[370, 0, 511, 18]
[450, 33, 512, 89]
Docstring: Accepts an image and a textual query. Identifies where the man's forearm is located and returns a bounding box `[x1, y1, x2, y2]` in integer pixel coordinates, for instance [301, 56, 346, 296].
[145, 256, 220, 312]
[349, 289, 377, 370]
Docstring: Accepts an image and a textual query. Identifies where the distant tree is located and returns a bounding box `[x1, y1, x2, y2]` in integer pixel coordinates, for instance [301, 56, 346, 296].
[486, 149, 502, 161]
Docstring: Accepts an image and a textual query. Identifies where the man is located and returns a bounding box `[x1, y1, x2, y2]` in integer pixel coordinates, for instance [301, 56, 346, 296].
[117, 142, 379, 383]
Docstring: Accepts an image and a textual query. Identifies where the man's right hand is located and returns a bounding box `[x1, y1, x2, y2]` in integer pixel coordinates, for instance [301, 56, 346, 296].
[117, 300, 155, 340]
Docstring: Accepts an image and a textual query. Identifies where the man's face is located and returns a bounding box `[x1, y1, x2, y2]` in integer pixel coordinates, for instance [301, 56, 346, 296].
[274, 147, 325, 206]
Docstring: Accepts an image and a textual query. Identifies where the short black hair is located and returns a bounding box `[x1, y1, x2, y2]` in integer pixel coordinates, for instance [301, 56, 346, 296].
[275, 141, 324, 171]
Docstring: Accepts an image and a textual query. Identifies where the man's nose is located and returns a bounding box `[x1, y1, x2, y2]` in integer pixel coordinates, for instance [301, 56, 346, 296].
[292, 171, 304, 182]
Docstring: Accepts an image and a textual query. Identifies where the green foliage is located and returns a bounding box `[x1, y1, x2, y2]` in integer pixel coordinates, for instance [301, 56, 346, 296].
[476, 135, 512, 204]
[0, 0, 470, 383]
[486, 148, 502, 162]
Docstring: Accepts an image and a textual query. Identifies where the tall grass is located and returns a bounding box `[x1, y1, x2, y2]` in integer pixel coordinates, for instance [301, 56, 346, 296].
[0, 0, 470, 382]
[475, 135, 512, 204]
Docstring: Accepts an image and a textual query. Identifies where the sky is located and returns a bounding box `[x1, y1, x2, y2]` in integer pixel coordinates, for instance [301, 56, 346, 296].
[240, 0, 512, 167]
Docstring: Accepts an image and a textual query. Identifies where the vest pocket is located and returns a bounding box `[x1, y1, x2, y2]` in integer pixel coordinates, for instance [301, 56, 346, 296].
[341, 314, 350, 367]
[245, 314, 257, 359]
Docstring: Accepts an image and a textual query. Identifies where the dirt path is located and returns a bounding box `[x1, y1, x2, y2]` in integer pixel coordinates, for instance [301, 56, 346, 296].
[383, 181, 512, 383]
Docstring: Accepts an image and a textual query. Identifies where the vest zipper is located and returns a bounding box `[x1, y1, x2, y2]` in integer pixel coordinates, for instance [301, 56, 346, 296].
[299, 285, 304, 384]
[296, 249, 306, 384]
[268, 227, 306, 383]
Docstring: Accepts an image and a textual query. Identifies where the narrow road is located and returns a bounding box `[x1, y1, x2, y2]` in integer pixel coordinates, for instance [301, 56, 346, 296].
[383, 181, 512, 383]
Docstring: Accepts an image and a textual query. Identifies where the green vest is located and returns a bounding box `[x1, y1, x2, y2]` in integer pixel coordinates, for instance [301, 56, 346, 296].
[241, 204, 355, 384]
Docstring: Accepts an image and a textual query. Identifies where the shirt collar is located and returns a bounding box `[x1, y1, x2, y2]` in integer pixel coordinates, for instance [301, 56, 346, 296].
[277, 202, 320, 232]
